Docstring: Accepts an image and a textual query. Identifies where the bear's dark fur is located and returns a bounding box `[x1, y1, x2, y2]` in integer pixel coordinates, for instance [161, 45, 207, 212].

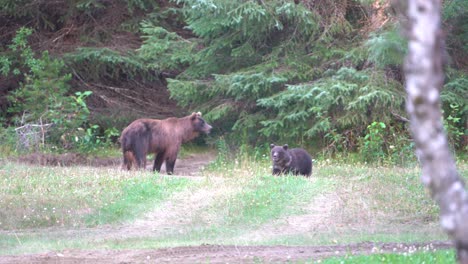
[120, 112, 212, 174]
[270, 144, 312, 177]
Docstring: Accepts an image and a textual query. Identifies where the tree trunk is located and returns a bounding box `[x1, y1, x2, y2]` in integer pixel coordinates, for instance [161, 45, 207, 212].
[404, 0, 468, 263]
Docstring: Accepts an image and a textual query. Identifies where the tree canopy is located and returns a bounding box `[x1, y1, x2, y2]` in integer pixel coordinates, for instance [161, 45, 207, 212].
[0, 0, 466, 159]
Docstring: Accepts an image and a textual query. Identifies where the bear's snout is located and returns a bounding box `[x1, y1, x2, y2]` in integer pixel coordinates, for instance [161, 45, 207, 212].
[203, 123, 212, 134]
[272, 152, 279, 161]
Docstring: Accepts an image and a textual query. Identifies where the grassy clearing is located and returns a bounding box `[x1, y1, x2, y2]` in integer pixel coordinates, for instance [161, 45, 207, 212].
[0, 162, 190, 229]
[127, 175, 332, 247]
[0, 155, 466, 257]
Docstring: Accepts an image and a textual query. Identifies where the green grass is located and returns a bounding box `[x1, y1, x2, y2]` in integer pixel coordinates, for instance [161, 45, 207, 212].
[0, 156, 466, 257]
[320, 249, 456, 263]
[0, 162, 190, 229]
[224, 175, 331, 225]
[85, 174, 190, 226]
[315, 163, 445, 224]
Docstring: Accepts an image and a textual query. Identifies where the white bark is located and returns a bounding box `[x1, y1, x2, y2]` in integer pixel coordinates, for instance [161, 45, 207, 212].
[404, 0, 468, 263]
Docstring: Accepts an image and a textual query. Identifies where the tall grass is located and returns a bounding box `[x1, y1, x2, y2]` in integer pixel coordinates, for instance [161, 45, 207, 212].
[315, 162, 444, 225]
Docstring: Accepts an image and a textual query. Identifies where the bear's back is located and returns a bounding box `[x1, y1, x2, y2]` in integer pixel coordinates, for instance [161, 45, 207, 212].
[289, 148, 312, 176]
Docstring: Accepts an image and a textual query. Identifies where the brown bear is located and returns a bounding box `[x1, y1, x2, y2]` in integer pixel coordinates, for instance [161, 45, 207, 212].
[270, 144, 312, 177]
[120, 112, 212, 174]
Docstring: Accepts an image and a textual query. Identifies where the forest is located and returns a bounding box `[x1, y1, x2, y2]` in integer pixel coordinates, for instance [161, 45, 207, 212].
[0, 0, 466, 160]
[0, 0, 467, 263]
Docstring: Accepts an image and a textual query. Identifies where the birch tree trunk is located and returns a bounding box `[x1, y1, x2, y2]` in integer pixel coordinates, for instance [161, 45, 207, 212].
[404, 0, 468, 263]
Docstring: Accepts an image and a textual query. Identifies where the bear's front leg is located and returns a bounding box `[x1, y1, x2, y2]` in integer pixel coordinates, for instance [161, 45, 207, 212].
[272, 166, 282, 175]
[165, 158, 177, 175]
[153, 152, 165, 172]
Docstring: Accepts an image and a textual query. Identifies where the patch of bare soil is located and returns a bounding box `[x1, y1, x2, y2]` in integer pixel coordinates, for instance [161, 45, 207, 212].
[15, 153, 120, 167]
[157, 151, 217, 176]
[14, 151, 214, 176]
[0, 241, 453, 264]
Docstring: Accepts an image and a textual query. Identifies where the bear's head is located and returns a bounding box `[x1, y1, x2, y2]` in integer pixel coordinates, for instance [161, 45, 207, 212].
[190, 112, 212, 134]
[270, 144, 290, 165]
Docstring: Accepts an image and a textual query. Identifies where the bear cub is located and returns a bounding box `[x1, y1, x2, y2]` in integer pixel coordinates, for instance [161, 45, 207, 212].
[270, 144, 312, 177]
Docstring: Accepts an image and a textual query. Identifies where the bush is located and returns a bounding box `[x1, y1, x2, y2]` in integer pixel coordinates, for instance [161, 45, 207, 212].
[1, 27, 94, 151]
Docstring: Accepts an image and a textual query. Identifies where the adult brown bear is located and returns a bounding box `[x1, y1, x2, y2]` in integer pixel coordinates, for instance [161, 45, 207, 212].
[120, 112, 212, 174]
[270, 144, 312, 177]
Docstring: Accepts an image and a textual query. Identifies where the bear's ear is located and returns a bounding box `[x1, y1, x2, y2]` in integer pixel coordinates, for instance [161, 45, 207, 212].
[270, 144, 275, 149]
[283, 144, 288, 150]
[190, 112, 202, 120]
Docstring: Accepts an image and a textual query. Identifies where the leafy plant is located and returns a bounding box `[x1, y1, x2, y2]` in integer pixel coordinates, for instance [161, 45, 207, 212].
[72, 124, 120, 153]
[443, 103, 465, 150]
[1, 27, 93, 149]
[360, 121, 387, 164]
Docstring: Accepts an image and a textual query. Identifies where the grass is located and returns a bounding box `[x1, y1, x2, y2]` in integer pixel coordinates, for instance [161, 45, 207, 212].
[0, 162, 190, 229]
[224, 175, 330, 225]
[0, 154, 467, 258]
[85, 174, 190, 226]
[320, 249, 456, 263]
[316, 163, 443, 225]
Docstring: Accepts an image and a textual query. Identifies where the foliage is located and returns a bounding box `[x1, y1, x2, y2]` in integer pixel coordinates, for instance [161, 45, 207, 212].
[441, 72, 468, 151]
[1, 27, 94, 150]
[366, 26, 407, 68]
[71, 124, 120, 153]
[0, 0, 65, 30]
[1, 0, 467, 160]
[258, 68, 405, 144]
[63, 48, 152, 82]
[360, 121, 387, 163]
[443, 103, 465, 151]
[148, 0, 412, 155]
[137, 21, 197, 71]
[442, 0, 468, 62]
[0, 127, 17, 157]
[162, 1, 357, 145]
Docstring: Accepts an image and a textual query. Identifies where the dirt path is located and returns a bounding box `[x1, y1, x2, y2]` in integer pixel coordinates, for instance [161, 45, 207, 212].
[15, 150, 216, 177]
[0, 241, 453, 263]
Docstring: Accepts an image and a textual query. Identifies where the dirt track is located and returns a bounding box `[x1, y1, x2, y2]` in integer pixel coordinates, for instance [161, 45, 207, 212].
[0, 241, 453, 263]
